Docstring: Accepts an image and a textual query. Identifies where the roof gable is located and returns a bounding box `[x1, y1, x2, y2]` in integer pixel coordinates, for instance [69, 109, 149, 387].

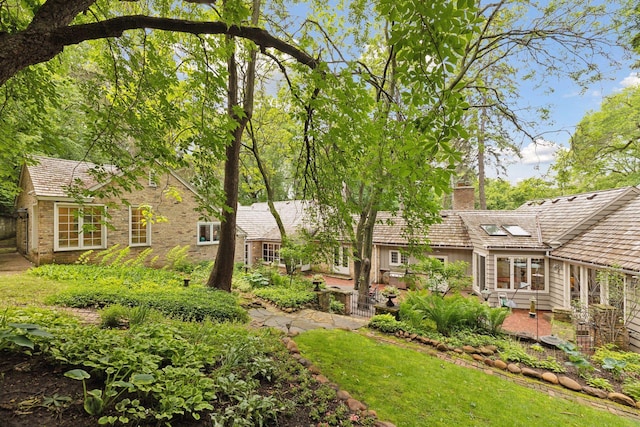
[22, 156, 201, 201]
[551, 189, 640, 271]
[516, 187, 639, 244]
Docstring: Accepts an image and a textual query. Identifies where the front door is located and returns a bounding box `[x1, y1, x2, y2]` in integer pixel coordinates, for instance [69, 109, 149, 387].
[333, 246, 350, 276]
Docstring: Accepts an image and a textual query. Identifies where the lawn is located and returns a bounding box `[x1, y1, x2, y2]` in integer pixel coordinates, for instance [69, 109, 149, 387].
[294, 329, 640, 427]
[0, 272, 68, 306]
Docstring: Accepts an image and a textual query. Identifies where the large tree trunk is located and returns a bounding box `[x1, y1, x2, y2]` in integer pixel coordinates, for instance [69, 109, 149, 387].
[207, 0, 260, 290]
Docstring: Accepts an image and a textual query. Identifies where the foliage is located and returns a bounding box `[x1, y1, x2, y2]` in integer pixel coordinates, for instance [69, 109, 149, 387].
[586, 376, 614, 393]
[253, 285, 317, 310]
[622, 378, 640, 402]
[483, 178, 562, 210]
[246, 272, 271, 288]
[412, 259, 472, 295]
[381, 286, 400, 298]
[557, 341, 593, 377]
[593, 344, 640, 376]
[553, 85, 640, 192]
[329, 297, 345, 315]
[2, 307, 357, 426]
[402, 291, 508, 336]
[34, 264, 248, 323]
[99, 305, 129, 329]
[164, 245, 192, 273]
[368, 314, 406, 334]
[0, 314, 53, 351]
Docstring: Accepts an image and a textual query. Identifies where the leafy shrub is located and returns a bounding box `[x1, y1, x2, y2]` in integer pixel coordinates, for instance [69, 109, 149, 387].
[247, 272, 270, 288]
[39, 264, 248, 323]
[369, 314, 406, 333]
[99, 305, 129, 329]
[593, 344, 640, 376]
[622, 378, 640, 401]
[329, 298, 345, 314]
[402, 292, 501, 336]
[586, 376, 614, 392]
[164, 245, 192, 272]
[253, 285, 317, 310]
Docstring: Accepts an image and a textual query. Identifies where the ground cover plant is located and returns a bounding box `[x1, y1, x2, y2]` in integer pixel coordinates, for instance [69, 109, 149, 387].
[235, 267, 318, 311]
[32, 263, 248, 323]
[0, 306, 373, 426]
[294, 329, 640, 427]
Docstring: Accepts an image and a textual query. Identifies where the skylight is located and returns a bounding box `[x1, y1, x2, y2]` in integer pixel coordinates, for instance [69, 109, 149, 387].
[503, 225, 532, 237]
[480, 224, 508, 236]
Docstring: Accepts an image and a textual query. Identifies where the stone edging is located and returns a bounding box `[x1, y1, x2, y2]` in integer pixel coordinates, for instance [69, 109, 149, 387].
[282, 336, 397, 427]
[383, 330, 640, 421]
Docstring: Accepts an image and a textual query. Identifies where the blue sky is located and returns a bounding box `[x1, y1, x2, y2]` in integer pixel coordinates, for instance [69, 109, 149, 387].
[488, 0, 640, 183]
[495, 66, 639, 183]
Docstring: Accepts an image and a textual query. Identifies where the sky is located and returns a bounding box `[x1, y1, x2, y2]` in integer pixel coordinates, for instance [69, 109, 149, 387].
[489, 0, 640, 184]
[496, 68, 640, 184]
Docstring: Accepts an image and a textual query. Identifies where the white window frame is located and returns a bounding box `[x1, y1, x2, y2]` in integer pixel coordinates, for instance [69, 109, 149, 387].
[129, 206, 152, 247]
[262, 242, 281, 264]
[494, 256, 547, 293]
[197, 222, 221, 245]
[54, 203, 107, 252]
[389, 250, 409, 266]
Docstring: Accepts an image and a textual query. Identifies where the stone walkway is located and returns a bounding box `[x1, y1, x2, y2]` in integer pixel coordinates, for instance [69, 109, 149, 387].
[248, 304, 368, 334]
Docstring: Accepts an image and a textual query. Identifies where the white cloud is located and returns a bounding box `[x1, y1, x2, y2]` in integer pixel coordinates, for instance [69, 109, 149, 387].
[620, 72, 640, 88]
[520, 138, 560, 165]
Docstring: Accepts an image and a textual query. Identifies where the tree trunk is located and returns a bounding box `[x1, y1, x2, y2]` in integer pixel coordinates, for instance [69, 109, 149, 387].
[478, 106, 487, 210]
[207, 0, 260, 290]
[249, 131, 291, 273]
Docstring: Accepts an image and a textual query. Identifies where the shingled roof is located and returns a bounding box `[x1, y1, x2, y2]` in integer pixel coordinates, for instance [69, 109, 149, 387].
[372, 211, 472, 248]
[236, 201, 314, 241]
[457, 211, 545, 250]
[550, 189, 640, 272]
[23, 156, 117, 198]
[516, 187, 638, 245]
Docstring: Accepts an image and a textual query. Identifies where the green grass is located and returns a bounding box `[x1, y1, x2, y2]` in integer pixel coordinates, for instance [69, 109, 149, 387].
[294, 329, 640, 427]
[0, 271, 68, 306]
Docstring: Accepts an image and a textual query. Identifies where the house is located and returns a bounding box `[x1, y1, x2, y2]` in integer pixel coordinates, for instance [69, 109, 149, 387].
[15, 156, 246, 266]
[236, 200, 317, 271]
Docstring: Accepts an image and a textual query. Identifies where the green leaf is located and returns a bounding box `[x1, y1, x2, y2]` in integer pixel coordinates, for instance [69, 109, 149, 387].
[9, 335, 34, 349]
[64, 369, 90, 380]
[131, 373, 155, 385]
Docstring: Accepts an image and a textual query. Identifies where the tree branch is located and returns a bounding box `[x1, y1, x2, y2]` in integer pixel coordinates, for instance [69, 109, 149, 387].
[1, 15, 318, 86]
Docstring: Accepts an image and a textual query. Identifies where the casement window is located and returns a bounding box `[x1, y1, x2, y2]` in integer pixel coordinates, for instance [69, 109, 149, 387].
[389, 250, 409, 266]
[262, 243, 281, 264]
[197, 222, 221, 245]
[130, 206, 151, 247]
[496, 256, 546, 291]
[54, 204, 106, 251]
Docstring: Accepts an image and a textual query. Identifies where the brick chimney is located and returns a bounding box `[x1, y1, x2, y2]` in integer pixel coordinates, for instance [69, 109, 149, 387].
[452, 183, 475, 210]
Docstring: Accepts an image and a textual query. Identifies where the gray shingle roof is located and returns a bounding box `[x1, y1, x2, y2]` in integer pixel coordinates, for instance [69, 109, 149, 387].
[26, 156, 115, 198]
[372, 211, 472, 248]
[457, 211, 545, 250]
[516, 187, 636, 244]
[551, 190, 640, 271]
[236, 201, 313, 241]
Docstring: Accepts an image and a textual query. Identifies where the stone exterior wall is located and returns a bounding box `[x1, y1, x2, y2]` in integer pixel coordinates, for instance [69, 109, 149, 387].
[0, 216, 16, 240]
[16, 168, 245, 267]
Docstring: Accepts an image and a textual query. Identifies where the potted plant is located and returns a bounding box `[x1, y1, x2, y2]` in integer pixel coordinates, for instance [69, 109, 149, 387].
[381, 285, 400, 307]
